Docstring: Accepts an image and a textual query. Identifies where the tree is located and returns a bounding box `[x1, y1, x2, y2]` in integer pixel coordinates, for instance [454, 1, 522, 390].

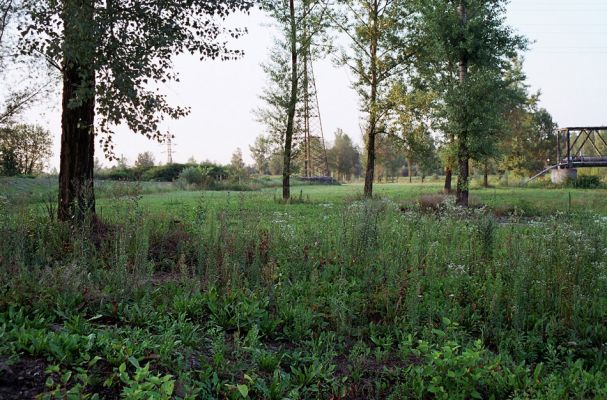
[412, 0, 526, 206]
[0, 146, 17, 175]
[327, 128, 360, 181]
[116, 154, 128, 169]
[388, 81, 436, 183]
[0, 124, 52, 175]
[134, 151, 155, 169]
[231, 147, 245, 170]
[497, 61, 557, 177]
[230, 147, 247, 182]
[375, 133, 406, 182]
[333, 0, 414, 197]
[268, 151, 283, 175]
[19, 0, 254, 220]
[499, 97, 557, 177]
[249, 134, 272, 175]
[257, 0, 330, 200]
[0, 1, 52, 126]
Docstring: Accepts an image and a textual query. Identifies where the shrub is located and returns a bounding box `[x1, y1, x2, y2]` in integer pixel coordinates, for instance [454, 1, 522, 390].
[97, 168, 137, 181]
[141, 164, 188, 181]
[575, 175, 602, 189]
[178, 166, 205, 186]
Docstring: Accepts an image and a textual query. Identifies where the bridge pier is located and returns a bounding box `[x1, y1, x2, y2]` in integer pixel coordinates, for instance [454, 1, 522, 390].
[551, 168, 577, 184]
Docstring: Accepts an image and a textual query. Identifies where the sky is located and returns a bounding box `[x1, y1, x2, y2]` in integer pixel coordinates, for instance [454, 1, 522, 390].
[24, 0, 607, 170]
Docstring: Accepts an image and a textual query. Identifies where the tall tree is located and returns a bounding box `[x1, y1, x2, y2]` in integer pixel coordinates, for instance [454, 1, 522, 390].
[388, 81, 435, 183]
[413, 0, 526, 206]
[20, 0, 254, 220]
[499, 96, 557, 176]
[333, 0, 414, 197]
[375, 133, 406, 182]
[257, 0, 330, 200]
[249, 134, 272, 175]
[327, 128, 360, 181]
[134, 151, 155, 169]
[0, 0, 52, 125]
[0, 124, 52, 175]
[230, 147, 247, 182]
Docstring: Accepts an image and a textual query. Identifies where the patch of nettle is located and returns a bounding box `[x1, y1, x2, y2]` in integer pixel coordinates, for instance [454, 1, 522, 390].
[1, 195, 606, 399]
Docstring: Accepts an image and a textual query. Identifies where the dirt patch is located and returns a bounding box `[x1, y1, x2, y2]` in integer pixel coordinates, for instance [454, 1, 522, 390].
[0, 357, 48, 400]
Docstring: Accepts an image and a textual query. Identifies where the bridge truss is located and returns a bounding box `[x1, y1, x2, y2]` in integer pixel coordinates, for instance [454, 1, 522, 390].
[527, 127, 607, 182]
[556, 127, 607, 168]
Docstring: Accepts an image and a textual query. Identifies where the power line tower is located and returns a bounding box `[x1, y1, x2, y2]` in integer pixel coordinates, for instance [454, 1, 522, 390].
[300, 49, 330, 177]
[162, 133, 176, 165]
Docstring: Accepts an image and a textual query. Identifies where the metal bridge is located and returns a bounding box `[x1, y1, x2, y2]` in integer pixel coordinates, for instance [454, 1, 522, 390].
[528, 127, 607, 182]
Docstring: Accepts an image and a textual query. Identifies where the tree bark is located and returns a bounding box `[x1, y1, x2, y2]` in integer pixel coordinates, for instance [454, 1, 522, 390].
[58, 0, 96, 221]
[455, 1, 469, 207]
[408, 158, 413, 183]
[282, 0, 297, 201]
[363, 3, 378, 198]
[444, 166, 452, 193]
[483, 161, 489, 188]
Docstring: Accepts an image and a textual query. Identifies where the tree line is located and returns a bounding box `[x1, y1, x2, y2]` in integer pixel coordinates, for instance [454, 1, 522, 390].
[254, 0, 557, 206]
[0, 0, 558, 221]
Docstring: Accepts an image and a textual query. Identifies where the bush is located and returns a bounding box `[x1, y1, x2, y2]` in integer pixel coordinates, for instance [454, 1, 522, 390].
[575, 175, 602, 189]
[141, 164, 188, 181]
[178, 166, 205, 186]
[96, 168, 137, 181]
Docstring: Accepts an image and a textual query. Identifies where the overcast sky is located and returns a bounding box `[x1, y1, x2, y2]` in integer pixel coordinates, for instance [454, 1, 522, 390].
[27, 0, 607, 170]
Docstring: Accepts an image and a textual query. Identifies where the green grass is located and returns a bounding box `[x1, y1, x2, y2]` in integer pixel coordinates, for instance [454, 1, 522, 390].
[1, 177, 607, 399]
[91, 181, 607, 217]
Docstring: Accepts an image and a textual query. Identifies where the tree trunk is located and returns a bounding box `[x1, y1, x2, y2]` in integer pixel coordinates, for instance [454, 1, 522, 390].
[455, 1, 469, 207]
[282, 0, 297, 201]
[58, 0, 96, 221]
[363, 4, 378, 198]
[483, 161, 489, 188]
[408, 158, 413, 183]
[444, 166, 452, 193]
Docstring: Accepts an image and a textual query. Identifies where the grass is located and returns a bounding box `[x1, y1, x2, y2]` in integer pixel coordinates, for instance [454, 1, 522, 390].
[94, 180, 607, 217]
[1, 177, 607, 399]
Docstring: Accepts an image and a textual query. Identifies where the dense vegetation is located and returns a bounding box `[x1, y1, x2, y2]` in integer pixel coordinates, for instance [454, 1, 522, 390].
[0, 0, 605, 399]
[1, 182, 607, 399]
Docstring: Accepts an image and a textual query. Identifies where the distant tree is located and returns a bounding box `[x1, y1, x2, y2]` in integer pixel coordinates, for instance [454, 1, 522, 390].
[388, 82, 436, 183]
[249, 134, 272, 175]
[116, 155, 129, 169]
[333, 0, 414, 196]
[0, 146, 18, 175]
[19, 0, 254, 220]
[93, 157, 103, 175]
[135, 151, 155, 169]
[327, 128, 359, 181]
[268, 151, 283, 175]
[231, 147, 245, 170]
[0, 0, 52, 125]
[499, 97, 557, 177]
[0, 124, 52, 175]
[412, 0, 527, 206]
[375, 133, 406, 182]
[230, 147, 247, 182]
[417, 140, 440, 182]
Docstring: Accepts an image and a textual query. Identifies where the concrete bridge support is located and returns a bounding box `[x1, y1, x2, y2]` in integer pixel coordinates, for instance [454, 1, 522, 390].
[551, 168, 577, 184]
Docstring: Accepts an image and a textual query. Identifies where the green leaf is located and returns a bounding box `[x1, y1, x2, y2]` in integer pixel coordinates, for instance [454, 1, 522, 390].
[128, 356, 140, 368]
[237, 384, 249, 398]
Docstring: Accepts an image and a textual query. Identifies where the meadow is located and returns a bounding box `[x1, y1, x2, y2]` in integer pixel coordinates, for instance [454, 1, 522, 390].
[1, 177, 607, 399]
